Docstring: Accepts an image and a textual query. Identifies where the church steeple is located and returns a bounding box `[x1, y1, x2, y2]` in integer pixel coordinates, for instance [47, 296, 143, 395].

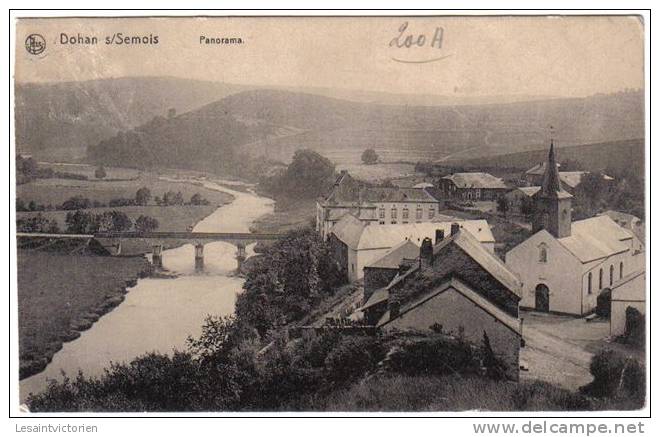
[532, 138, 573, 238]
[540, 140, 563, 196]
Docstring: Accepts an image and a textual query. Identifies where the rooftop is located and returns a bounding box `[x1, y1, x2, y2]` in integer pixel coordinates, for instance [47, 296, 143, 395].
[557, 215, 634, 263]
[376, 277, 521, 334]
[365, 239, 420, 269]
[442, 172, 508, 189]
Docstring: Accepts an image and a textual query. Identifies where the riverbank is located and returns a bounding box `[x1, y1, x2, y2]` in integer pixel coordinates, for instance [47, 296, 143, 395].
[17, 250, 152, 379]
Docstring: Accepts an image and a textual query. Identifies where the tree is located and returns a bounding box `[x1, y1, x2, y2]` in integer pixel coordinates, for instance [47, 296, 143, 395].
[95, 211, 132, 232]
[65, 210, 95, 234]
[189, 193, 209, 205]
[135, 187, 152, 206]
[361, 148, 379, 165]
[135, 215, 159, 233]
[167, 108, 177, 118]
[61, 196, 92, 210]
[16, 214, 58, 233]
[95, 165, 107, 179]
[496, 196, 509, 217]
[277, 149, 336, 199]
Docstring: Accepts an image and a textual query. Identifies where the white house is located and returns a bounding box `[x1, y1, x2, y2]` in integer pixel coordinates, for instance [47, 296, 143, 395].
[329, 216, 495, 282]
[505, 142, 644, 316]
[610, 270, 646, 337]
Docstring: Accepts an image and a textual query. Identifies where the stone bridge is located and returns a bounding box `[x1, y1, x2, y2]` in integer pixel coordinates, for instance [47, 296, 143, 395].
[17, 231, 283, 271]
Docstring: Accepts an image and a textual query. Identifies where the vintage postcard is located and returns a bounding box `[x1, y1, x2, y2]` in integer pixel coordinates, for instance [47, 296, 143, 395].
[11, 14, 647, 415]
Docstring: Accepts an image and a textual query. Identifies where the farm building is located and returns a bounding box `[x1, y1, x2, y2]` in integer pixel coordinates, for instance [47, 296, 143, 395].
[506, 143, 644, 315]
[360, 226, 522, 380]
[329, 216, 495, 282]
[438, 172, 509, 201]
[316, 170, 443, 239]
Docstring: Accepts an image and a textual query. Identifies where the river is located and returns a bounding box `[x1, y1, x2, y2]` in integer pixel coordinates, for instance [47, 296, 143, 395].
[20, 179, 274, 402]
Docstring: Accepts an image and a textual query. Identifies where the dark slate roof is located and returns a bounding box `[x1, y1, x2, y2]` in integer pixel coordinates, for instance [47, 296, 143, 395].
[536, 142, 573, 199]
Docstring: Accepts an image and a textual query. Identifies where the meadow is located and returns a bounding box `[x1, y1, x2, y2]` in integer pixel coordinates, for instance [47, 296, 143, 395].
[17, 251, 150, 379]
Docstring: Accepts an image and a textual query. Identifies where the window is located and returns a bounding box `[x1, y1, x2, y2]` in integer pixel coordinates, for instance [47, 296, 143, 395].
[620, 262, 624, 279]
[416, 207, 423, 220]
[588, 272, 592, 294]
[391, 208, 397, 219]
[599, 268, 603, 289]
[609, 265, 614, 286]
[428, 208, 435, 219]
[538, 244, 548, 263]
[402, 207, 409, 219]
[379, 208, 385, 219]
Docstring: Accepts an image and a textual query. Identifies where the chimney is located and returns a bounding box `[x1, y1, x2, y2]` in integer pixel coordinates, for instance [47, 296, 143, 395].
[451, 222, 460, 236]
[420, 237, 433, 268]
[389, 300, 400, 319]
[435, 229, 445, 244]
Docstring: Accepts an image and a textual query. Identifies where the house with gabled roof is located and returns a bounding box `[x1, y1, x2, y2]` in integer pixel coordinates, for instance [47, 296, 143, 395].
[438, 172, 509, 201]
[316, 170, 443, 239]
[360, 225, 522, 380]
[506, 142, 645, 315]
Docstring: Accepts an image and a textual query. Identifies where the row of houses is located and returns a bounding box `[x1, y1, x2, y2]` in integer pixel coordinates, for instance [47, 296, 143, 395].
[315, 142, 645, 382]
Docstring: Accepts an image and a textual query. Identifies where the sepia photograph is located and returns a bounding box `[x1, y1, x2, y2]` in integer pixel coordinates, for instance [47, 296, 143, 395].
[9, 10, 649, 419]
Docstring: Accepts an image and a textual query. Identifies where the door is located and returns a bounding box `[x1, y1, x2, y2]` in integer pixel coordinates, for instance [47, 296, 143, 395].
[535, 284, 550, 312]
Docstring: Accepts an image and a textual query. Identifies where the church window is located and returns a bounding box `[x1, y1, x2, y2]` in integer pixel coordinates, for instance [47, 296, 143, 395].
[402, 207, 409, 219]
[610, 265, 614, 286]
[588, 272, 592, 294]
[379, 208, 385, 219]
[538, 244, 548, 263]
[620, 262, 624, 279]
[428, 207, 435, 219]
[416, 207, 423, 220]
[391, 208, 397, 219]
[599, 268, 603, 289]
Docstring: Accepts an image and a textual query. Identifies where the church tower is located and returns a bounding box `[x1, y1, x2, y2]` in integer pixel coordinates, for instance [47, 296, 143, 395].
[532, 140, 572, 238]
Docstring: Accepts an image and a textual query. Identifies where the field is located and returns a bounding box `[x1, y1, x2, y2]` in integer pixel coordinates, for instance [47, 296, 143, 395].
[17, 170, 233, 208]
[17, 205, 218, 234]
[17, 251, 150, 379]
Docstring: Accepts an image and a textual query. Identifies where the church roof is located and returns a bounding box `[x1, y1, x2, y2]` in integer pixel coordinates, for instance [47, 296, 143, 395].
[557, 215, 634, 263]
[442, 172, 508, 189]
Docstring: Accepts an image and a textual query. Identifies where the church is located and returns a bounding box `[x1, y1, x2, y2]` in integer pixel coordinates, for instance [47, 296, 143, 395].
[505, 142, 644, 316]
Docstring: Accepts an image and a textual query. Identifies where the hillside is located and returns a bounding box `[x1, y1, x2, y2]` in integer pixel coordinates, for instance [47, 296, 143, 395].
[15, 77, 253, 161]
[453, 138, 645, 175]
[86, 88, 644, 173]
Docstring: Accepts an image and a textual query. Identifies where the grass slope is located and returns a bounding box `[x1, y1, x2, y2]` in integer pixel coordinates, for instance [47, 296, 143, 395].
[17, 251, 150, 379]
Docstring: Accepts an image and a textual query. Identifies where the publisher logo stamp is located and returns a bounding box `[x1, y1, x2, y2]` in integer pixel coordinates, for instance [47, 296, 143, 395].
[25, 34, 46, 55]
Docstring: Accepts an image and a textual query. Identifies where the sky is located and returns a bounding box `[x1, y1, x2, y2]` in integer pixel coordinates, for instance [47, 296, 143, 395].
[15, 16, 644, 98]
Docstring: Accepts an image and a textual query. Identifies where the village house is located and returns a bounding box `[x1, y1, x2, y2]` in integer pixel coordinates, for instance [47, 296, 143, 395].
[316, 170, 443, 240]
[506, 142, 644, 315]
[329, 215, 495, 282]
[438, 172, 509, 201]
[360, 225, 522, 380]
[524, 162, 613, 194]
[610, 269, 645, 337]
[503, 186, 539, 216]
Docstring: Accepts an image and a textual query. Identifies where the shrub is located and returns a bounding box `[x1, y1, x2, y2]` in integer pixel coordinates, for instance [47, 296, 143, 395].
[596, 289, 612, 317]
[581, 349, 627, 397]
[61, 196, 92, 210]
[323, 336, 385, 387]
[624, 307, 645, 347]
[385, 335, 477, 377]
